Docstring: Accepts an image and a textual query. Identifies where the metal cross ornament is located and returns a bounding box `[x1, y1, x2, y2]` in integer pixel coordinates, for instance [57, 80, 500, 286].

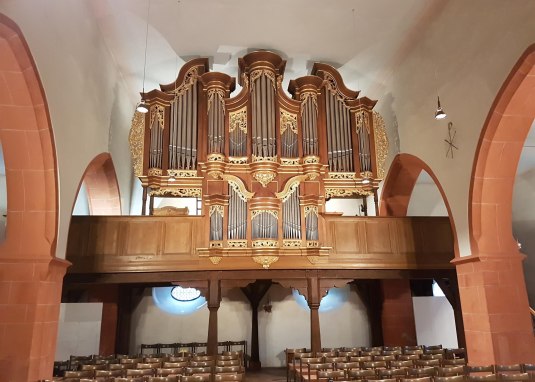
[444, 122, 458, 158]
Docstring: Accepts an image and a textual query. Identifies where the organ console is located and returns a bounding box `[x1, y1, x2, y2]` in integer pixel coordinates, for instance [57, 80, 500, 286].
[129, 51, 388, 268]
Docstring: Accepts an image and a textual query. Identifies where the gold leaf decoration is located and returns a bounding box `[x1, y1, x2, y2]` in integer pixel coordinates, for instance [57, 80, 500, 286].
[129, 111, 145, 177]
[373, 111, 388, 180]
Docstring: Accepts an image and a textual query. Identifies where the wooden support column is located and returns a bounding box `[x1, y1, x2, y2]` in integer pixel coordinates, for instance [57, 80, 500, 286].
[88, 285, 119, 356]
[435, 277, 466, 350]
[116, 286, 144, 355]
[207, 275, 221, 356]
[141, 186, 148, 215]
[149, 194, 155, 215]
[354, 280, 384, 346]
[241, 280, 272, 370]
[381, 279, 417, 346]
[307, 275, 321, 352]
[373, 190, 379, 216]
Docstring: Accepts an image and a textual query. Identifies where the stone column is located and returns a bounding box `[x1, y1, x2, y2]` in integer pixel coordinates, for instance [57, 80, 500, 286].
[381, 279, 417, 346]
[207, 276, 221, 356]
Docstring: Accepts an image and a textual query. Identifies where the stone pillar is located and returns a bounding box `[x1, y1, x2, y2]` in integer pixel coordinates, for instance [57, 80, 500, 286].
[207, 276, 221, 356]
[454, 254, 535, 365]
[88, 285, 119, 356]
[307, 276, 321, 352]
[381, 279, 417, 346]
[0, 258, 69, 382]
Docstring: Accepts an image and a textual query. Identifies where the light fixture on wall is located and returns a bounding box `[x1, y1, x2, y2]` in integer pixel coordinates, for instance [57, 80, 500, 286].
[434, 69, 447, 120]
[435, 95, 447, 120]
[136, 0, 152, 114]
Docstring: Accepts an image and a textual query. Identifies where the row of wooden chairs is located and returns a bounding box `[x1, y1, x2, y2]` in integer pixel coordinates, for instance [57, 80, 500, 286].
[296, 363, 535, 382]
[44, 374, 243, 382]
[140, 341, 247, 357]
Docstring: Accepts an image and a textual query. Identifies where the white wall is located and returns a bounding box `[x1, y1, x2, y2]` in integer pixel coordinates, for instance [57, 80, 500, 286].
[130, 284, 370, 367]
[72, 182, 90, 216]
[407, 172, 447, 217]
[412, 297, 458, 349]
[55, 303, 103, 361]
[0, 0, 135, 257]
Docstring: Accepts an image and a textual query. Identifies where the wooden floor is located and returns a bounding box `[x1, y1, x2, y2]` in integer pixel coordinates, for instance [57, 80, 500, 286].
[246, 368, 287, 382]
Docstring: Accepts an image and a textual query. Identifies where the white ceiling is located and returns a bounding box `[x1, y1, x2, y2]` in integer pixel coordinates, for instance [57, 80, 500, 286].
[88, 0, 446, 104]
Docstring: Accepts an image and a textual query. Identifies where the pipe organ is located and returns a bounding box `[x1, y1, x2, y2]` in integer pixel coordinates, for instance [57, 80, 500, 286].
[129, 51, 388, 268]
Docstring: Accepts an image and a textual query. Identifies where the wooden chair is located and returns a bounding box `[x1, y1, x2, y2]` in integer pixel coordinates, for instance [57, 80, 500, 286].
[377, 367, 408, 380]
[436, 366, 466, 377]
[421, 354, 443, 361]
[317, 370, 345, 382]
[304, 362, 333, 382]
[217, 355, 239, 361]
[169, 356, 191, 362]
[191, 361, 216, 367]
[390, 360, 414, 370]
[374, 355, 396, 367]
[446, 349, 467, 360]
[80, 364, 107, 371]
[397, 355, 420, 362]
[467, 375, 498, 382]
[137, 362, 162, 369]
[401, 377, 433, 382]
[498, 373, 530, 381]
[114, 378, 145, 382]
[349, 356, 372, 367]
[414, 359, 440, 368]
[95, 369, 123, 380]
[185, 366, 213, 376]
[192, 356, 215, 362]
[347, 369, 376, 381]
[317, 352, 337, 358]
[214, 374, 244, 382]
[108, 364, 126, 371]
[216, 360, 240, 367]
[214, 366, 245, 375]
[126, 368, 155, 378]
[297, 357, 323, 382]
[371, 379, 397, 382]
[64, 370, 94, 379]
[325, 357, 348, 363]
[408, 367, 436, 378]
[338, 351, 358, 358]
[443, 359, 467, 367]
[163, 362, 189, 369]
[149, 377, 179, 382]
[181, 375, 211, 382]
[157, 367, 185, 377]
[362, 360, 387, 370]
[293, 353, 315, 382]
[435, 376, 465, 382]
[382, 350, 403, 356]
[334, 362, 360, 372]
[495, 365, 523, 374]
[466, 366, 495, 375]
[404, 350, 424, 356]
[287, 349, 308, 382]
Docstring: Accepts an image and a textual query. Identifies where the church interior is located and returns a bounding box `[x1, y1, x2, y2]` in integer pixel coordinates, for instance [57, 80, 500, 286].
[1, 1, 535, 381]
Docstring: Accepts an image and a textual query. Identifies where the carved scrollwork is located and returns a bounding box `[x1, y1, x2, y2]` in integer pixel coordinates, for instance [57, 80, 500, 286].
[328, 172, 356, 180]
[220, 174, 254, 202]
[207, 89, 226, 114]
[150, 104, 165, 129]
[172, 67, 198, 97]
[254, 170, 276, 187]
[283, 240, 302, 248]
[275, 175, 308, 202]
[252, 255, 279, 269]
[227, 240, 247, 248]
[250, 69, 276, 91]
[209, 205, 224, 217]
[373, 111, 388, 180]
[356, 110, 370, 134]
[300, 92, 318, 115]
[251, 210, 279, 219]
[229, 107, 247, 133]
[306, 241, 320, 248]
[129, 111, 145, 177]
[303, 156, 320, 164]
[228, 156, 248, 164]
[304, 206, 318, 217]
[209, 256, 222, 265]
[148, 168, 163, 176]
[280, 110, 298, 135]
[167, 169, 197, 178]
[209, 241, 223, 248]
[207, 153, 225, 162]
[149, 188, 202, 197]
[280, 158, 300, 165]
[252, 155, 277, 163]
[324, 72, 351, 103]
[325, 188, 373, 198]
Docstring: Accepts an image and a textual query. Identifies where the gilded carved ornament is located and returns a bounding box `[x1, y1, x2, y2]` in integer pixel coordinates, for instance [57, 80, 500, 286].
[227, 240, 247, 248]
[252, 255, 279, 269]
[150, 104, 165, 129]
[252, 155, 277, 163]
[215, 173, 254, 202]
[254, 170, 276, 187]
[209, 256, 222, 265]
[167, 169, 197, 178]
[280, 110, 298, 135]
[148, 168, 163, 176]
[251, 210, 278, 219]
[300, 92, 318, 115]
[228, 157, 248, 164]
[209, 205, 224, 217]
[307, 241, 320, 248]
[304, 206, 318, 218]
[129, 111, 145, 177]
[172, 67, 198, 97]
[207, 89, 226, 114]
[250, 69, 276, 91]
[209, 241, 223, 248]
[280, 158, 300, 166]
[252, 240, 279, 248]
[324, 73, 350, 103]
[149, 188, 202, 197]
[325, 188, 373, 198]
[303, 156, 320, 164]
[207, 153, 225, 162]
[283, 240, 302, 248]
[229, 107, 247, 134]
[328, 172, 356, 180]
[373, 111, 388, 180]
[356, 110, 370, 134]
[275, 175, 308, 202]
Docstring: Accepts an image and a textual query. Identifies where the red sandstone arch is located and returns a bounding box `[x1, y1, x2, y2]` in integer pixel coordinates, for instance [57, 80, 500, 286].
[464, 44, 535, 364]
[0, 13, 67, 382]
[380, 153, 459, 257]
[74, 153, 121, 215]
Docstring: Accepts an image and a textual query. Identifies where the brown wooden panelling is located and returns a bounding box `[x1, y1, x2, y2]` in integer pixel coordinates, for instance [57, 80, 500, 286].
[66, 215, 454, 274]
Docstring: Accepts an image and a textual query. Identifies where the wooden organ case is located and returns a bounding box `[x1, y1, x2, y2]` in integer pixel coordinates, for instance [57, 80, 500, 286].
[129, 51, 389, 269]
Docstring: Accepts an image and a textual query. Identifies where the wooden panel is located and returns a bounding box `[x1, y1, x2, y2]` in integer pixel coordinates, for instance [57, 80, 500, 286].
[124, 221, 162, 256]
[331, 220, 361, 255]
[364, 219, 394, 254]
[394, 219, 416, 254]
[162, 220, 194, 256]
[87, 219, 120, 256]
